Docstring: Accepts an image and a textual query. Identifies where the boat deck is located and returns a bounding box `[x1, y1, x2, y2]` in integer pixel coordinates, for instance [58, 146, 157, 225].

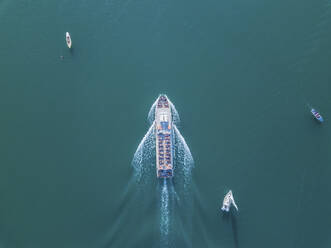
[155, 96, 173, 178]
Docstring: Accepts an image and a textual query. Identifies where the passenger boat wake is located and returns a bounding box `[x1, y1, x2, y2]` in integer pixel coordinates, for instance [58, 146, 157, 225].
[132, 95, 194, 247]
[160, 179, 170, 246]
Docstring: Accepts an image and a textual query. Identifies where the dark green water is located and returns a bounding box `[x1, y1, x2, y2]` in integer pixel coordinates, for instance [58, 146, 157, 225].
[1, 0, 331, 247]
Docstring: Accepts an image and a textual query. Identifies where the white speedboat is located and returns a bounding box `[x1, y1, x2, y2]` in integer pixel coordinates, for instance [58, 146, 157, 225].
[66, 32, 72, 48]
[221, 190, 238, 212]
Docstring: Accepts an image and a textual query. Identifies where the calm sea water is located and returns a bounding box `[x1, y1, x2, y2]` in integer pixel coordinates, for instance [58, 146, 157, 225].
[1, 0, 331, 247]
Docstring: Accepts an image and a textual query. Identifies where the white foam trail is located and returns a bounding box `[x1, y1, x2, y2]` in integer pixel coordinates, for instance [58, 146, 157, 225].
[160, 179, 170, 246]
[168, 99, 180, 125]
[147, 97, 158, 124]
[173, 125, 194, 188]
[132, 122, 155, 182]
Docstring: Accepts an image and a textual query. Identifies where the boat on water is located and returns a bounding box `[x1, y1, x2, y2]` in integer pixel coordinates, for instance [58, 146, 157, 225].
[311, 108, 324, 123]
[155, 95, 173, 178]
[221, 190, 238, 212]
[66, 32, 72, 48]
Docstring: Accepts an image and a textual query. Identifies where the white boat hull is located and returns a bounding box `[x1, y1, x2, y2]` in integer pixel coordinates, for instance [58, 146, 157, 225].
[221, 190, 238, 212]
[66, 32, 72, 48]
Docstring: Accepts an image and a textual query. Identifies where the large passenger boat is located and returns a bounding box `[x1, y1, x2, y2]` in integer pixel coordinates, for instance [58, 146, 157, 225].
[155, 95, 173, 178]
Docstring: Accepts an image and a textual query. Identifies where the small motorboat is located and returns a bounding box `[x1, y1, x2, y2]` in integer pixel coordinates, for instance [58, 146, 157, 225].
[66, 32, 72, 48]
[221, 190, 238, 212]
[311, 108, 324, 123]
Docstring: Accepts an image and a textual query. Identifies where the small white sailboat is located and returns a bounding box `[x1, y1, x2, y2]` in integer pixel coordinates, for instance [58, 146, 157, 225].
[221, 190, 238, 212]
[66, 32, 72, 48]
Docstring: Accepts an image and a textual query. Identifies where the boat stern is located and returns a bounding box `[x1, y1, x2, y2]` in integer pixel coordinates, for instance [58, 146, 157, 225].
[158, 169, 173, 178]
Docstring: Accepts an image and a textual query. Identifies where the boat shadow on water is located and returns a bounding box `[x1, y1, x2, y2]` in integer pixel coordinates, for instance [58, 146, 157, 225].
[69, 47, 74, 56]
[222, 211, 239, 248]
[60, 48, 75, 61]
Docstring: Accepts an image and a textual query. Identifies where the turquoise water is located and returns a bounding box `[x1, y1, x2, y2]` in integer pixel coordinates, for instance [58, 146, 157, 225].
[0, 0, 331, 247]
